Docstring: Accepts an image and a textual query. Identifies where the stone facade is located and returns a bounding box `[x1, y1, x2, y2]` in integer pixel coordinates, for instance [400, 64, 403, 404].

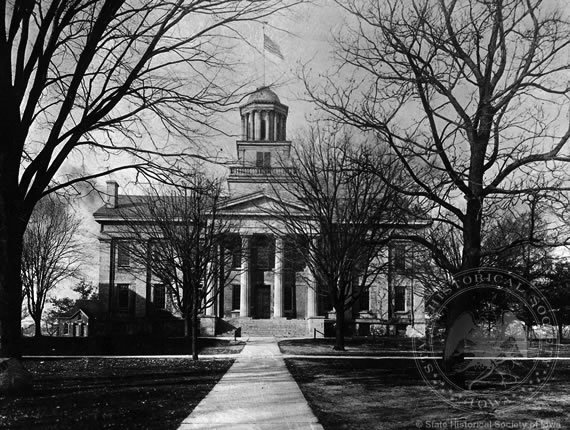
[93, 87, 427, 337]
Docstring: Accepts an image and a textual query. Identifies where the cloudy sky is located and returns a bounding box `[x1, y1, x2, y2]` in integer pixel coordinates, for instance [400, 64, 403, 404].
[65, 0, 570, 295]
[63, 0, 346, 294]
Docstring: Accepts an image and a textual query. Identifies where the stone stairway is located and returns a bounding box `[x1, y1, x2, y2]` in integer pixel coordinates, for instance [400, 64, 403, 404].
[222, 318, 309, 337]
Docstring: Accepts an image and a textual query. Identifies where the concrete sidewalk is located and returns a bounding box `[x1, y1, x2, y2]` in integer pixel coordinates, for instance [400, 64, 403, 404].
[178, 337, 324, 430]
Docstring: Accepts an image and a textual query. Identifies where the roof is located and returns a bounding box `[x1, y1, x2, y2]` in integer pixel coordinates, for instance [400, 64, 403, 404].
[93, 195, 151, 219]
[246, 86, 281, 104]
[217, 190, 307, 214]
[93, 194, 218, 221]
[59, 300, 105, 320]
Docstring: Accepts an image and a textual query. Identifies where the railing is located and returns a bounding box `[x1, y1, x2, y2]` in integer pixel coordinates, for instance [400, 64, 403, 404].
[314, 327, 325, 339]
[229, 166, 292, 176]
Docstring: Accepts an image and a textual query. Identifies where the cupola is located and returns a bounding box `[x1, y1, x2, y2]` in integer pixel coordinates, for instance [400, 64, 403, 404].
[240, 86, 289, 141]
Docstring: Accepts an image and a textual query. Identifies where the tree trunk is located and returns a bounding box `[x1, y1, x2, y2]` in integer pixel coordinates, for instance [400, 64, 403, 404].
[462, 196, 482, 271]
[33, 316, 42, 337]
[0, 205, 33, 393]
[333, 304, 345, 351]
[0, 222, 25, 358]
[192, 281, 198, 360]
[184, 315, 191, 351]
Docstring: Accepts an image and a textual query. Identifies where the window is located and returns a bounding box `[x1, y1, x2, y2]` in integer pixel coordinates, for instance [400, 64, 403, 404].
[232, 284, 240, 310]
[63, 322, 69, 335]
[117, 241, 130, 267]
[360, 286, 370, 311]
[232, 248, 241, 268]
[394, 286, 406, 312]
[227, 236, 241, 268]
[253, 236, 274, 269]
[154, 284, 166, 309]
[117, 284, 130, 311]
[392, 244, 407, 272]
[256, 152, 271, 169]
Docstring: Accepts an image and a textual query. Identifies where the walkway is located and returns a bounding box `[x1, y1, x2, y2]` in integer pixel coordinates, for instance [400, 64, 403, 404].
[178, 337, 324, 430]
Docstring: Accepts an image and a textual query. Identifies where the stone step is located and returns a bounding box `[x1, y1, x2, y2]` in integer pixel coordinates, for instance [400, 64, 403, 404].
[221, 318, 309, 337]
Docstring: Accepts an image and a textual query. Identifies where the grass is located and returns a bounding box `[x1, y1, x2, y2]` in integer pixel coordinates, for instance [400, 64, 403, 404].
[21, 336, 246, 356]
[278, 337, 570, 357]
[285, 357, 570, 430]
[0, 357, 234, 429]
[278, 337, 436, 356]
[200, 338, 245, 355]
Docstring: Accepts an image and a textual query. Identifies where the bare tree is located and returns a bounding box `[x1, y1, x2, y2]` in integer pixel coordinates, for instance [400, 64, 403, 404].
[268, 127, 408, 350]
[0, 0, 300, 366]
[21, 197, 82, 337]
[118, 173, 239, 359]
[306, 0, 570, 275]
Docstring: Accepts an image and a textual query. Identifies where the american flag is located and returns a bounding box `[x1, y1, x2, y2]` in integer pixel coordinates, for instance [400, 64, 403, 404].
[264, 34, 284, 60]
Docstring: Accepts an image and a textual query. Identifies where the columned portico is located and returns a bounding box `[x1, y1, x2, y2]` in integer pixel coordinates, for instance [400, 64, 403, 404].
[240, 235, 251, 317]
[93, 86, 426, 340]
[273, 236, 284, 318]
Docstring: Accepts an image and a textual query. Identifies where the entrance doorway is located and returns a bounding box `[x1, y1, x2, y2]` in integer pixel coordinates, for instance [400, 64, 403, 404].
[254, 284, 270, 319]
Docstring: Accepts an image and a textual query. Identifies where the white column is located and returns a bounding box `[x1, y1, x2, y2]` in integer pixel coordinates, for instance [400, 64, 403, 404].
[205, 262, 215, 316]
[264, 111, 270, 141]
[306, 240, 318, 318]
[247, 113, 252, 140]
[274, 114, 279, 141]
[273, 237, 284, 318]
[306, 270, 317, 318]
[240, 235, 250, 317]
[254, 110, 261, 141]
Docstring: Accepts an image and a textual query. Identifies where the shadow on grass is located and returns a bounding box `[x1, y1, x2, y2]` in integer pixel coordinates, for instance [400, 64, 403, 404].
[22, 336, 246, 356]
[0, 358, 234, 429]
[285, 358, 570, 430]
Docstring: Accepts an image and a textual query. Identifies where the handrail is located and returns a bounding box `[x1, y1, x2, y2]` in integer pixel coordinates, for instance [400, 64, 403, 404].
[314, 327, 325, 339]
[229, 166, 292, 176]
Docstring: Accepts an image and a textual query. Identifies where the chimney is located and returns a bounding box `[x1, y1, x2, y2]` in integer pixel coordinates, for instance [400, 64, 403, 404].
[105, 181, 119, 208]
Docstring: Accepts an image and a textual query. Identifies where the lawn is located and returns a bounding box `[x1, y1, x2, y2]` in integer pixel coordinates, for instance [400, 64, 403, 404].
[21, 336, 246, 356]
[279, 337, 438, 356]
[279, 337, 569, 357]
[0, 357, 234, 429]
[285, 357, 570, 430]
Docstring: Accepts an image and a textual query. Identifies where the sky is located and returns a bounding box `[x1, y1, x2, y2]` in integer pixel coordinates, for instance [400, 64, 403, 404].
[57, 0, 347, 299]
[54, 0, 570, 300]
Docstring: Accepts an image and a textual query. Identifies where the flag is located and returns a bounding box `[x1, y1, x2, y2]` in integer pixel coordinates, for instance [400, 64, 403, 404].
[264, 34, 284, 60]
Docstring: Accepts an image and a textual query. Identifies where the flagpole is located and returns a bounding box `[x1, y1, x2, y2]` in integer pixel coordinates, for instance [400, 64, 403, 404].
[262, 23, 266, 86]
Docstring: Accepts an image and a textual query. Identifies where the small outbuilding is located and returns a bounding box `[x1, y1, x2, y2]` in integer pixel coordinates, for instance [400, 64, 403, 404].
[56, 300, 104, 337]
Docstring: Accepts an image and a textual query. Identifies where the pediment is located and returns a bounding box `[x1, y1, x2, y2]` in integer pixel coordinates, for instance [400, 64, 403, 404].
[219, 191, 306, 215]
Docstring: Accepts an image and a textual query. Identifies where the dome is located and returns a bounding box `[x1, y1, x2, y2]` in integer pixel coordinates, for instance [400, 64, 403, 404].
[246, 86, 280, 104]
